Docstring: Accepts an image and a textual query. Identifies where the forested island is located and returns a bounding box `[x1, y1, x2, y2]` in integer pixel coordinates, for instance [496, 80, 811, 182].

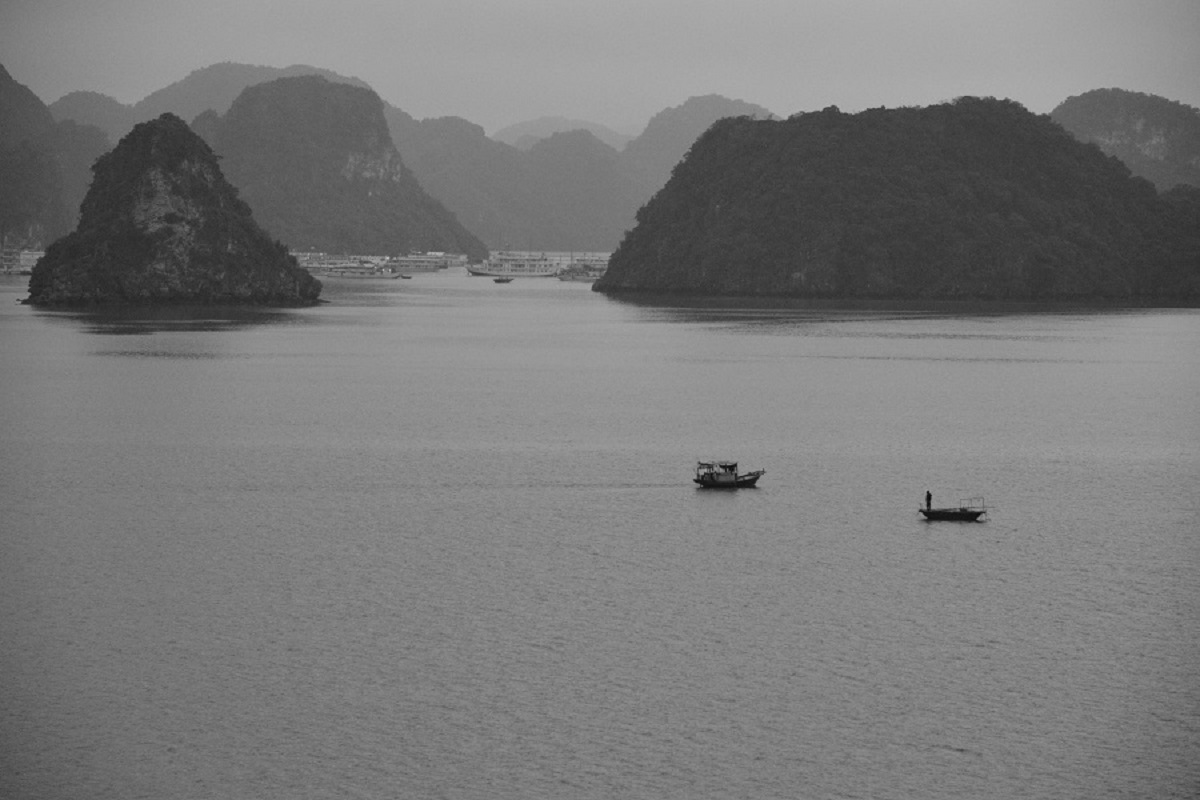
[595, 97, 1200, 301]
[26, 114, 321, 306]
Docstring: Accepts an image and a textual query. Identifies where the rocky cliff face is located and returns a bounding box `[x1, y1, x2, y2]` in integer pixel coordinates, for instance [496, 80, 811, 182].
[27, 113, 321, 306]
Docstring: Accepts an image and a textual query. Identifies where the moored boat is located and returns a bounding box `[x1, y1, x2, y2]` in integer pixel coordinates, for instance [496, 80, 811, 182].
[468, 251, 560, 278]
[557, 255, 609, 282]
[383, 251, 464, 272]
[694, 460, 764, 488]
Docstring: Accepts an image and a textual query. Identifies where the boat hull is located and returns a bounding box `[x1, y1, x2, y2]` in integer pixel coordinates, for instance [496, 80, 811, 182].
[694, 472, 763, 489]
[920, 508, 985, 521]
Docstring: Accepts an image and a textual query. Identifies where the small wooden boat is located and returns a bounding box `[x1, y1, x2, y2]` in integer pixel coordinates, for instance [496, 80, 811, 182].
[920, 497, 987, 521]
[694, 460, 764, 489]
[494, 277, 514, 284]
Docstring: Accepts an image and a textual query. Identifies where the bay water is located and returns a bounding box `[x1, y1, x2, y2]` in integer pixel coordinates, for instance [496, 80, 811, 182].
[2, 271, 1197, 799]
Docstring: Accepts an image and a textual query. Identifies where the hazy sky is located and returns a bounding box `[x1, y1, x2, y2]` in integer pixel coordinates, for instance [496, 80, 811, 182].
[3, 0, 1198, 135]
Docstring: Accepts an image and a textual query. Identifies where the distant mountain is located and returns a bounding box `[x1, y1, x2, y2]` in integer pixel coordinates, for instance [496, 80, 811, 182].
[48, 119, 111, 231]
[138, 63, 371, 126]
[1, 64, 57, 148]
[28, 113, 321, 306]
[0, 64, 109, 246]
[1050, 88, 1200, 191]
[385, 94, 778, 250]
[386, 108, 642, 251]
[46, 90, 134, 144]
[596, 98, 1200, 300]
[48, 62, 369, 145]
[492, 116, 634, 151]
[620, 94, 778, 198]
[44, 64, 786, 252]
[522, 130, 645, 249]
[202, 76, 486, 259]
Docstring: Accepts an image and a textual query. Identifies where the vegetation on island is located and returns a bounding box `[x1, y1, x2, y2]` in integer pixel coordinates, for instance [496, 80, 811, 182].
[27, 114, 321, 306]
[595, 98, 1200, 301]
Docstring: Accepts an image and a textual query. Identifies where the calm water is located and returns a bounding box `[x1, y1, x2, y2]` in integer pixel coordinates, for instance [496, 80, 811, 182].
[2, 271, 1198, 799]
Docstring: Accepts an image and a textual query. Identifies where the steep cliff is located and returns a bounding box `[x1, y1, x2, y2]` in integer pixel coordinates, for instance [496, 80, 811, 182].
[205, 76, 486, 259]
[27, 113, 321, 306]
[595, 98, 1200, 301]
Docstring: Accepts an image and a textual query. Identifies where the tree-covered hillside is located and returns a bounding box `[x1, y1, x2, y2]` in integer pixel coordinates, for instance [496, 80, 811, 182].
[596, 98, 1200, 301]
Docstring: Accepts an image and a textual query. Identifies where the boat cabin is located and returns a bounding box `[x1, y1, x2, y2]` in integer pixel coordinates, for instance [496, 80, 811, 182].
[694, 460, 764, 488]
[696, 461, 740, 484]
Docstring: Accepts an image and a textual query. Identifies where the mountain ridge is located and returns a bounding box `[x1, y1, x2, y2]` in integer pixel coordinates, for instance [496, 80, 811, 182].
[37, 62, 784, 250]
[492, 116, 634, 151]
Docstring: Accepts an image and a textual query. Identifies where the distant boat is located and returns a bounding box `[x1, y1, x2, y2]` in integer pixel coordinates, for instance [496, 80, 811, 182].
[494, 276, 514, 283]
[382, 251, 464, 272]
[557, 255, 609, 282]
[468, 251, 560, 278]
[920, 497, 987, 521]
[694, 460, 764, 489]
[308, 268, 401, 279]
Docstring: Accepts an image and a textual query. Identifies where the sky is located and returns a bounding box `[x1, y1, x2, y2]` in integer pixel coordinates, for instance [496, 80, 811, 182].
[2, 0, 1198, 136]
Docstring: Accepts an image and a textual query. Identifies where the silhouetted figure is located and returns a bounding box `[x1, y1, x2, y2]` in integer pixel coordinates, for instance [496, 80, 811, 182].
[925, 491, 932, 510]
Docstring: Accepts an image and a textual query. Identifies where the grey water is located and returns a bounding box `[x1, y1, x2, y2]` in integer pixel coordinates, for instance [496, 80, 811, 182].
[1, 271, 1197, 800]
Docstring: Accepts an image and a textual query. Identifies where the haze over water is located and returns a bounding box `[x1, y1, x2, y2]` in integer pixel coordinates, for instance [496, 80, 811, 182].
[2, 272, 1197, 799]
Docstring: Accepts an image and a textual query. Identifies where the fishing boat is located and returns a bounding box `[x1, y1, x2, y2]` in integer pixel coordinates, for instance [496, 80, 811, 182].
[494, 277, 513, 284]
[693, 460, 764, 489]
[919, 497, 987, 521]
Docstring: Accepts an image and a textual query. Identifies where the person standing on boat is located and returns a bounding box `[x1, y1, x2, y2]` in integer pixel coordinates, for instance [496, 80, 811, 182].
[925, 491, 932, 511]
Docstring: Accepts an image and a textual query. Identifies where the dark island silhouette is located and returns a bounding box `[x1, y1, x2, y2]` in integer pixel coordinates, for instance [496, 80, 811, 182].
[5, 62, 1200, 302]
[25, 113, 322, 306]
[595, 98, 1200, 301]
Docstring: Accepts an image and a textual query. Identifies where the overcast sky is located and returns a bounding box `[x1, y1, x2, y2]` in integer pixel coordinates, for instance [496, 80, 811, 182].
[3, 0, 1198, 135]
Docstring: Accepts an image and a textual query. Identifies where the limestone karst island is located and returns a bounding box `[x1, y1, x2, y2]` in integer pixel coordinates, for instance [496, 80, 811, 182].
[595, 98, 1200, 301]
[25, 113, 321, 306]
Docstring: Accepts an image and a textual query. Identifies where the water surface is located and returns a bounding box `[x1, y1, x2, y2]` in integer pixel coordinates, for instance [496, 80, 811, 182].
[2, 272, 1197, 799]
